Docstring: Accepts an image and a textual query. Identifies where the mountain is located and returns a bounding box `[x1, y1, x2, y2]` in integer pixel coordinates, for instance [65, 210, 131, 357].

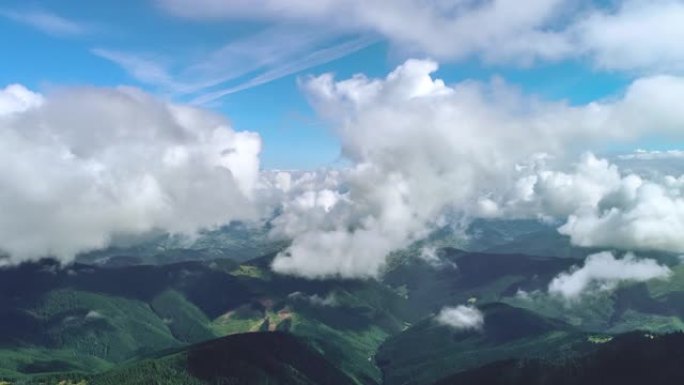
[1, 245, 684, 385]
[21, 332, 357, 385]
[383, 248, 577, 315]
[376, 303, 591, 385]
[0, 255, 410, 384]
[90, 332, 357, 385]
[432, 332, 684, 385]
[75, 222, 287, 266]
[418, 219, 593, 259]
[504, 264, 684, 334]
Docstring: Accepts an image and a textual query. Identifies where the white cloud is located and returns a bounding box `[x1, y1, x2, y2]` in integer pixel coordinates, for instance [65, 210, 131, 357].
[91, 49, 179, 90]
[0, 84, 260, 264]
[156, 0, 684, 73]
[614, 151, 684, 180]
[94, 26, 374, 103]
[419, 246, 440, 264]
[265, 59, 684, 279]
[189, 35, 376, 105]
[1, 9, 88, 37]
[559, 175, 684, 253]
[574, 0, 684, 73]
[618, 149, 684, 161]
[548, 251, 671, 300]
[497, 152, 684, 254]
[436, 305, 484, 330]
[157, 0, 570, 64]
[0, 84, 44, 116]
[85, 310, 105, 319]
[519, 154, 624, 218]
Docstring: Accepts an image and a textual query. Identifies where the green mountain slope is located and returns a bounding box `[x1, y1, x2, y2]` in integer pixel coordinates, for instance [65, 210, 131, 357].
[0, 255, 411, 384]
[76, 223, 288, 266]
[376, 303, 591, 385]
[383, 249, 576, 315]
[25, 332, 358, 385]
[2, 247, 684, 384]
[432, 332, 684, 385]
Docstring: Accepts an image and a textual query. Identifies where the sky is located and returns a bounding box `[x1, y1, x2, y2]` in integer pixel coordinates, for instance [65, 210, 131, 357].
[3, 0, 684, 287]
[0, 0, 644, 169]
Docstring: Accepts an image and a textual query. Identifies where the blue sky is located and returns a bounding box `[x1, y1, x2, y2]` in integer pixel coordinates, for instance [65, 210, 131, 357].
[0, 0, 647, 168]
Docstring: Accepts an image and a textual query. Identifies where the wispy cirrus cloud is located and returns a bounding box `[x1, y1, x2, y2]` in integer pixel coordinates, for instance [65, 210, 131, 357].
[90, 49, 178, 89]
[1, 8, 88, 37]
[189, 35, 376, 105]
[93, 25, 376, 104]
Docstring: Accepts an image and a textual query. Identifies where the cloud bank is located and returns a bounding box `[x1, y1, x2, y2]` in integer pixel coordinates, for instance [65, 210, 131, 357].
[548, 251, 671, 300]
[436, 305, 484, 330]
[503, 154, 684, 254]
[4, 61, 684, 278]
[0, 85, 260, 264]
[559, 174, 684, 253]
[267, 59, 684, 278]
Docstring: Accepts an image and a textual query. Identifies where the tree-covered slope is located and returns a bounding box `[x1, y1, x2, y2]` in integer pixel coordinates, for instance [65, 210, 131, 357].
[376, 303, 591, 385]
[2, 247, 684, 385]
[0, 255, 411, 384]
[89, 332, 358, 385]
[432, 332, 684, 385]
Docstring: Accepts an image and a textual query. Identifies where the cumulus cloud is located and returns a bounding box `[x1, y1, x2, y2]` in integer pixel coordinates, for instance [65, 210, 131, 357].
[508, 154, 623, 219]
[548, 251, 671, 300]
[614, 150, 684, 179]
[574, 0, 684, 73]
[559, 174, 684, 253]
[157, 0, 684, 73]
[0, 84, 44, 115]
[494, 152, 684, 254]
[436, 305, 484, 330]
[265, 59, 684, 279]
[0, 84, 260, 264]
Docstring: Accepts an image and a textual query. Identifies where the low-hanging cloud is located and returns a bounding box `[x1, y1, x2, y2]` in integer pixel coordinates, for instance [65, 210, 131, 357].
[548, 251, 671, 300]
[268, 59, 684, 279]
[5, 60, 684, 279]
[0, 84, 261, 264]
[559, 175, 684, 253]
[436, 305, 484, 330]
[506, 154, 684, 254]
